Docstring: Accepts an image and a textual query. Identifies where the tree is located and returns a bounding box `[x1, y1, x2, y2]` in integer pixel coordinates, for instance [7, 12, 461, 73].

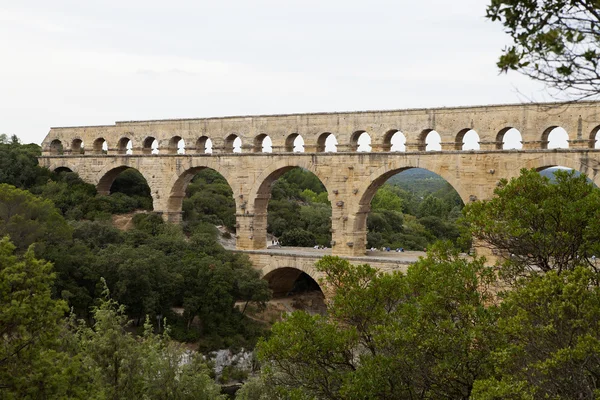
[258, 244, 499, 399]
[487, 0, 600, 99]
[462, 168, 600, 278]
[473, 267, 600, 399]
[0, 236, 89, 399]
[75, 281, 225, 400]
[0, 183, 72, 253]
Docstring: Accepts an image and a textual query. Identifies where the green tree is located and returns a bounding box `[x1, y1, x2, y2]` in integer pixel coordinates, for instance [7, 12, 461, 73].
[487, 0, 600, 99]
[473, 267, 600, 399]
[0, 183, 72, 252]
[0, 236, 89, 399]
[462, 168, 600, 278]
[76, 282, 225, 400]
[258, 244, 499, 399]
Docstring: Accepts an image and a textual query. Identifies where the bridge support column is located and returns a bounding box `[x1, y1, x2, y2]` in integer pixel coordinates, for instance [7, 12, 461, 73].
[522, 141, 546, 150]
[303, 144, 318, 152]
[569, 139, 593, 149]
[235, 213, 268, 250]
[158, 211, 183, 223]
[404, 142, 423, 152]
[370, 143, 389, 152]
[441, 142, 459, 151]
[479, 141, 500, 150]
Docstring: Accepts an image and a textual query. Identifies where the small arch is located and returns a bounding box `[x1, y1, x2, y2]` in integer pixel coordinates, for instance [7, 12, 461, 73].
[317, 132, 337, 152]
[196, 136, 212, 154]
[419, 129, 441, 151]
[117, 137, 133, 155]
[48, 139, 63, 155]
[253, 134, 272, 153]
[383, 130, 406, 152]
[168, 136, 185, 154]
[496, 127, 523, 150]
[456, 129, 480, 151]
[93, 138, 107, 155]
[225, 134, 242, 153]
[591, 125, 600, 149]
[351, 131, 372, 152]
[54, 166, 73, 173]
[542, 126, 569, 149]
[285, 133, 304, 152]
[263, 268, 325, 311]
[71, 139, 84, 154]
[143, 137, 159, 155]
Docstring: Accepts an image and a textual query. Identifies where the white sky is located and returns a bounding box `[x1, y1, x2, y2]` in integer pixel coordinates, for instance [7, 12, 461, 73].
[0, 0, 562, 145]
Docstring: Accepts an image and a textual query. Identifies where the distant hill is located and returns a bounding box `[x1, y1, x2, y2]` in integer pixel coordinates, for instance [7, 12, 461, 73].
[387, 168, 450, 194]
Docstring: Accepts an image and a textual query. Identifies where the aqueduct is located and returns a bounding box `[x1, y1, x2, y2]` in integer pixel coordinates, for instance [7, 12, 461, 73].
[39, 101, 600, 287]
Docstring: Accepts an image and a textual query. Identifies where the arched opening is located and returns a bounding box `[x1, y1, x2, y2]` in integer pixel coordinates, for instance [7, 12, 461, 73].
[196, 136, 212, 154]
[317, 132, 337, 152]
[96, 167, 153, 212]
[169, 167, 236, 235]
[93, 138, 107, 155]
[263, 268, 326, 314]
[49, 139, 64, 155]
[117, 137, 133, 155]
[54, 166, 73, 173]
[142, 137, 159, 155]
[253, 134, 272, 153]
[383, 130, 406, 152]
[285, 133, 304, 153]
[420, 129, 442, 151]
[591, 126, 600, 149]
[71, 139, 84, 154]
[457, 129, 480, 150]
[254, 167, 331, 249]
[542, 126, 569, 149]
[358, 167, 466, 254]
[497, 127, 523, 150]
[168, 136, 185, 154]
[224, 134, 242, 153]
[351, 131, 372, 152]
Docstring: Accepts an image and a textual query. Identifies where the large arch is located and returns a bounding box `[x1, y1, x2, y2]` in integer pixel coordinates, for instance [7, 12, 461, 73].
[95, 165, 154, 201]
[352, 162, 471, 252]
[262, 267, 323, 297]
[248, 160, 334, 250]
[164, 161, 238, 224]
[506, 154, 600, 186]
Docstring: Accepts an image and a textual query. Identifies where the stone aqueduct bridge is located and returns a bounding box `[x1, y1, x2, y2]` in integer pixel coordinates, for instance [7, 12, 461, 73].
[39, 101, 600, 288]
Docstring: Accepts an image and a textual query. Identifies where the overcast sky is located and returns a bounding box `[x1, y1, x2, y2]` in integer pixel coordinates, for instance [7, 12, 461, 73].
[1, 0, 556, 145]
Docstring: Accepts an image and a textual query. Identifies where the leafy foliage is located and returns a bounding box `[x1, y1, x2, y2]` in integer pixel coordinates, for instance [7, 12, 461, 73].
[258, 244, 499, 399]
[463, 168, 600, 278]
[487, 0, 600, 99]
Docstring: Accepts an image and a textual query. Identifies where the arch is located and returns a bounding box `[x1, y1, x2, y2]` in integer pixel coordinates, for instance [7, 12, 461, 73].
[54, 166, 73, 173]
[47, 161, 79, 175]
[351, 130, 371, 152]
[117, 137, 133, 155]
[49, 139, 64, 155]
[165, 163, 238, 224]
[92, 138, 107, 155]
[96, 165, 154, 201]
[591, 125, 600, 149]
[224, 134, 242, 153]
[419, 129, 441, 151]
[285, 133, 304, 152]
[262, 267, 324, 298]
[317, 132, 337, 152]
[505, 154, 600, 187]
[383, 129, 406, 152]
[456, 129, 480, 150]
[253, 134, 272, 153]
[496, 127, 523, 150]
[168, 136, 185, 154]
[196, 136, 212, 154]
[142, 137, 158, 155]
[71, 138, 84, 154]
[542, 126, 569, 149]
